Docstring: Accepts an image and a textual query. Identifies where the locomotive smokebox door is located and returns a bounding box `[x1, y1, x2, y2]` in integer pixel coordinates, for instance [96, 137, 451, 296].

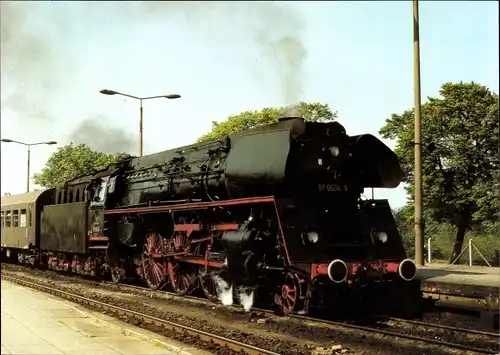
[87, 177, 110, 241]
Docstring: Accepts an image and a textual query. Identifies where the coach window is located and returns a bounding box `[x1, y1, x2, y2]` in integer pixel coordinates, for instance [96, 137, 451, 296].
[57, 191, 62, 204]
[75, 188, 80, 202]
[68, 190, 74, 203]
[20, 209, 27, 227]
[5, 210, 12, 227]
[12, 210, 19, 227]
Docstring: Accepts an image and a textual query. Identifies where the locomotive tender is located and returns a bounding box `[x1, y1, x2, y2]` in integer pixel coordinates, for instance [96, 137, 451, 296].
[1, 117, 420, 315]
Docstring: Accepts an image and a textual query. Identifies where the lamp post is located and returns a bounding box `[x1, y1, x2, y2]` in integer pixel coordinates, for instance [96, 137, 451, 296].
[99, 89, 181, 157]
[413, 0, 424, 266]
[0, 139, 58, 192]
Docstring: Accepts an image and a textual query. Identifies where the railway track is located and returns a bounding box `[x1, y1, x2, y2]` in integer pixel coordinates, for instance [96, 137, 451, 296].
[2, 265, 499, 354]
[110, 280, 500, 354]
[1, 274, 280, 355]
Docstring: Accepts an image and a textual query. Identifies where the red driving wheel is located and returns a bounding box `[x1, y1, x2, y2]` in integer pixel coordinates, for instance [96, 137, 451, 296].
[141, 232, 167, 290]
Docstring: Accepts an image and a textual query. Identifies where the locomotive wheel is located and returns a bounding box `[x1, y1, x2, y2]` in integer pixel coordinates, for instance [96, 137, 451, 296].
[168, 262, 196, 296]
[199, 271, 219, 302]
[274, 272, 301, 315]
[142, 232, 166, 290]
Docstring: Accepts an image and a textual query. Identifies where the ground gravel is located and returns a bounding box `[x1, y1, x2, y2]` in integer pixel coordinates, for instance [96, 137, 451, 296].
[2, 264, 496, 355]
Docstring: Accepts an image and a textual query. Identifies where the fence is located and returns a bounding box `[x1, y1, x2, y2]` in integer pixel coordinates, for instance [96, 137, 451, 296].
[426, 237, 497, 267]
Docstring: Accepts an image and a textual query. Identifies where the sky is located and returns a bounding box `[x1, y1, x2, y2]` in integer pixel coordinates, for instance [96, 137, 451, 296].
[1, 1, 498, 208]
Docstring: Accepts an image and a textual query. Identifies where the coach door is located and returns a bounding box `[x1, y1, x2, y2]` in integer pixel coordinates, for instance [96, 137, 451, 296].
[87, 177, 110, 249]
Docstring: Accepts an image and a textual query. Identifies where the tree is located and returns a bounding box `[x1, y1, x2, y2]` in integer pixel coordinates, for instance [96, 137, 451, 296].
[196, 102, 337, 142]
[379, 82, 499, 263]
[33, 143, 131, 188]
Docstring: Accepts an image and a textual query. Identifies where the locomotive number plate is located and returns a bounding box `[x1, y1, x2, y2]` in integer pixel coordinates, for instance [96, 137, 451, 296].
[318, 183, 348, 192]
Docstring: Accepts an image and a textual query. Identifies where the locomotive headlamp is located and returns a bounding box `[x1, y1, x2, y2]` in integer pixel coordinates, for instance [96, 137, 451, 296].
[307, 231, 319, 244]
[376, 232, 388, 243]
[329, 146, 340, 157]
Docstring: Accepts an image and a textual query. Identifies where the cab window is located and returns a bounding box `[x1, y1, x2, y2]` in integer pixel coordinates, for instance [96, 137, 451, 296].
[12, 210, 19, 227]
[90, 178, 109, 206]
[0, 211, 4, 227]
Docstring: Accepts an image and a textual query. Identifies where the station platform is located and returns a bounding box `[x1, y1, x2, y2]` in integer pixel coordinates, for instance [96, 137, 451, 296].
[1, 280, 207, 355]
[416, 263, 499, 288]
[415, 263, 499, 308]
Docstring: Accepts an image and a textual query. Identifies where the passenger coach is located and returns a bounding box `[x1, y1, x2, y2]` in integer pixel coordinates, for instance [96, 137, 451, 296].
[1, 190, 53, 263]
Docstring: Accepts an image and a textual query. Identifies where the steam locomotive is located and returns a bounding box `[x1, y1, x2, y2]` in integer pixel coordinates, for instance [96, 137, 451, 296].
[1, 117, 421, 316]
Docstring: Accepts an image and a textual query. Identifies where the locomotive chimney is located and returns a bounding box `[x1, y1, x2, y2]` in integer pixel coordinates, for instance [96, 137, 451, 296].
[278, 116, 304, 122]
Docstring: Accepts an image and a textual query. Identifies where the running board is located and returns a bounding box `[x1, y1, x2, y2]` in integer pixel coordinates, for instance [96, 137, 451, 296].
[88, 245, 108, 250]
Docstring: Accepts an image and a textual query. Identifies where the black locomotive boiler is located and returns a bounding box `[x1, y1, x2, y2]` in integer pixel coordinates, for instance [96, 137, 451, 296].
[1, 117, 421, 316]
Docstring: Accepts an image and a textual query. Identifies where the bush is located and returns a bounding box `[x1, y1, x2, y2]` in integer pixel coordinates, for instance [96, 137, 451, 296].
[399, 220, 500, 266]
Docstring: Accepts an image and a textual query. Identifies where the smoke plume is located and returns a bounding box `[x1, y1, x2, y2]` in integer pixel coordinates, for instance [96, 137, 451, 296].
[0, 2, 72, 123]
[137, 1, 308, 104]
[68, 118, 136, 154]
[281, 103, 303, 118]
[1, 1, 308, 146]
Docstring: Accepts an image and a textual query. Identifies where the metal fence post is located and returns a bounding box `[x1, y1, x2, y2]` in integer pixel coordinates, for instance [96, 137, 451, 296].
[468, 238, 473, 266]
[427, 237, 432, 264]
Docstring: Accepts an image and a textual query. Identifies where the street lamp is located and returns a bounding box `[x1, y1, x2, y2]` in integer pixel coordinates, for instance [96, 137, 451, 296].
[99, 89, 181, 157]
[413, 0, 424, 266]
[1, 139, 57, 192]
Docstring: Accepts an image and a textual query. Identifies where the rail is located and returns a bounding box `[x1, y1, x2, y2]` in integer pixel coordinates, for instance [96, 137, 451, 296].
[2, 265, 499, 354]
[104, 280, 500, 354]
[1, 274, 281, 355]
[292, 314, 499, 354]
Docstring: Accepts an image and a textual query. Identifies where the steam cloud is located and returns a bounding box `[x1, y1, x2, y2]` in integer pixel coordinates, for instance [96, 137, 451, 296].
[211, 257, 255, 312]
[1, 1, 307, 146]
[237, 288, 255, 313]
[213, 275, 234, 307]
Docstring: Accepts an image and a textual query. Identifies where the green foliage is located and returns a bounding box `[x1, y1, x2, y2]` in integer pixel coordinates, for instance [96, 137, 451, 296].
[33, 143, 129, 188]
[393, 209, 500, 266]
[380, 82, 499, 256]
[196, 102, 337, 142]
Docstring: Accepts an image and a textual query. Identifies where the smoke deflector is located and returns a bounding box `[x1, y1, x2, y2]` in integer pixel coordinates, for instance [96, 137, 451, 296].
[349, 134, 404, 189]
